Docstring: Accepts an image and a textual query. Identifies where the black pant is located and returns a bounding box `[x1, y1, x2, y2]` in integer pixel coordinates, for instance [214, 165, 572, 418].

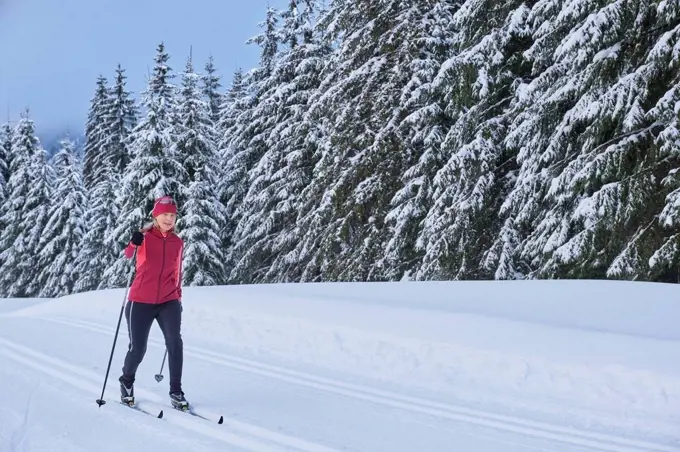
[120, 299, 183, 394]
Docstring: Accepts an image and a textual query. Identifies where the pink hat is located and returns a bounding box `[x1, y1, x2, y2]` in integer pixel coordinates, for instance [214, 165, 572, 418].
[152, 196, 177, 218]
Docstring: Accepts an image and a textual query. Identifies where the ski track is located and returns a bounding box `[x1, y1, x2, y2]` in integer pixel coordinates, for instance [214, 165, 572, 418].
[0, 357, 227, 452]
[0, 334, 343, 452]
[9, 380, 39, 451]
[36, 314, 680, 452]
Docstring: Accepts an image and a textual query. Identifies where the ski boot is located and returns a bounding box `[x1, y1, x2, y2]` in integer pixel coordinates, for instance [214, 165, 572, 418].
[170, 391, 189, 411]
[119, 376, 135, 406]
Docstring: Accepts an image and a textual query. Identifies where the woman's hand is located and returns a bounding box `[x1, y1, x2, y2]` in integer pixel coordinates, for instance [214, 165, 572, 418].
[131, 231, 144, 246]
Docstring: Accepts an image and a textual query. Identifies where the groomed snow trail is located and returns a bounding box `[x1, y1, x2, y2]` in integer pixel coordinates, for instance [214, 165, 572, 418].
[0, 280, 679, 452]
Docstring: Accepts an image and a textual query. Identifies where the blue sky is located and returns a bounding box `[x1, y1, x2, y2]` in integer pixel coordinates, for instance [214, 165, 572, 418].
[0, 0, 287, 143]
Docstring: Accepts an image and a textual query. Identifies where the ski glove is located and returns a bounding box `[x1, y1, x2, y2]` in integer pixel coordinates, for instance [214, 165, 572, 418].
[131, 231, 144, 246]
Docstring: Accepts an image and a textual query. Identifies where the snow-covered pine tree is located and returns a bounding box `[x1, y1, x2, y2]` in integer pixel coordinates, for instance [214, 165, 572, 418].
[292, 0, 463, 281]
[106, 64, 138, 176]
[415, 1, 533, 281]
[0, 123, 11, 185]
[73, 65, 136, 292]
[201, 55, 223, 125]
[174, 51, 210, 199]
[228, 0, 331, 283]
[0, 111, 54, 296]
[72, 151, 120, 293]
[0, 121, 14, 275]
[261, 0, 334, 282]
[0, 122, 10, 212]
[83, 75, 111, 190]
[638, 1, 680, 282]
[0, 112, 42, 296]
[173, 51, 226, 285]
[220, 7, 281, 282]
[498, 0, 680, 280]
[216, 67, 249, 276]
[290, 0, 376, 282]
[22, 137, 56, 297]
[377, 0, 460, 281]
[182, 169, 226, 286]
[102, 42, 182, 288]
[37, 138, 87, 297]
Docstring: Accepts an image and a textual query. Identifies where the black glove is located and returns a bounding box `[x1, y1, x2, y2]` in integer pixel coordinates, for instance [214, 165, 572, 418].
[130, 231, 144, 246]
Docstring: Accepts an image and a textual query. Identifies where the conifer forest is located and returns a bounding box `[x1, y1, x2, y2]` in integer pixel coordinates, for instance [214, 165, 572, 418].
[1, 0, 680, 298]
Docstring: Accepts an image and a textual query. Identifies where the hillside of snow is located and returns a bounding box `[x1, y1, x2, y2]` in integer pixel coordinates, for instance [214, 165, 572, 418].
[0, 280, 679, 451]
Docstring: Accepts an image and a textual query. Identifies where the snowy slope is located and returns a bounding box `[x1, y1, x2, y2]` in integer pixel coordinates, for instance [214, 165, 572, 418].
[0, 280, 679, 451]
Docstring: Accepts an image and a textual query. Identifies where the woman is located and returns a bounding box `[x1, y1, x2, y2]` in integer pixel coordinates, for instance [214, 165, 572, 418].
[118, 195, 188, 410]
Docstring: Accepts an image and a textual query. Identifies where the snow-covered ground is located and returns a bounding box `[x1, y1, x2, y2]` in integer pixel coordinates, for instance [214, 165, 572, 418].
[0, 280, 679, 451]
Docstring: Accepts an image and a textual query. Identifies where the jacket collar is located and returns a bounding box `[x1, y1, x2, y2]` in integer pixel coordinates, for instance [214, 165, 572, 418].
[146, 224, 175, 238]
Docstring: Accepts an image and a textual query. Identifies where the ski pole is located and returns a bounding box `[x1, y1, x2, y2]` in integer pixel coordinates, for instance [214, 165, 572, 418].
[96, 248, 137, 407]
[155, 349, 167, 382]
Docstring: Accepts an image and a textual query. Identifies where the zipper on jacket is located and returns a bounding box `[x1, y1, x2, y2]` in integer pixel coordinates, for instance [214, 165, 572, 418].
[157, 237, 166, 303]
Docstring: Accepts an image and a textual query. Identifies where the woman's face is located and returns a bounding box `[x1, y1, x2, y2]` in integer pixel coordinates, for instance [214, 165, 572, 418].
[156, 213, 177, 232]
